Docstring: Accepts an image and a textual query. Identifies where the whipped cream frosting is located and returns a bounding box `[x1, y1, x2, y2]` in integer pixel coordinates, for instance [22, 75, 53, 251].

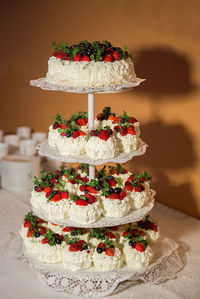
[116, 132, 138, 153]
[92, 247, 123, 271]
[102, 196, 131, 218]
[86, 136, 119, 159]
[48, 125, 61, 147]
[123, 242, 153, 268]
[57, 135, 87, 155]
[62, 245, 93, 270]
[127, 190, 147, 210]
[68, 199, 103, 224]
[46, 56, 136, 88]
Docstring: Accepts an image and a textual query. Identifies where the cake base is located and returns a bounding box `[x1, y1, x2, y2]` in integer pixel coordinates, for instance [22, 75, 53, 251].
[19, 237, 183, 297]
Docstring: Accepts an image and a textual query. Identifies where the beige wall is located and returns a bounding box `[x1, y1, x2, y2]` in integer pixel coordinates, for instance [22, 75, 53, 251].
[1, 0, 200, 218]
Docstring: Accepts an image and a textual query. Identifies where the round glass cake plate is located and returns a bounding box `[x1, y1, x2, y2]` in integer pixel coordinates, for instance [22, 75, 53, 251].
[32, 189, 155, 228]
[37, 138, 147, 165]
[30, 77, 145, 94]
[19, 237, 184, 297]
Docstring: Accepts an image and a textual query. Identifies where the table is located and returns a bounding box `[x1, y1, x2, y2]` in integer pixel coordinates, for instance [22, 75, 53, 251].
[0, 189, 200, 299]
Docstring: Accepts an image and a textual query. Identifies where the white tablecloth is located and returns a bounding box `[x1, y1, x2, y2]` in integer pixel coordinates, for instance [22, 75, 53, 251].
[0, 189, 200, 299]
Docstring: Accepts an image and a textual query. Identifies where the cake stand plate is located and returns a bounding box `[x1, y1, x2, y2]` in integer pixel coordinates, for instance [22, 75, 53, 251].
[37, 138, 147, 165]
[30, 77, 145, 94]
[32, 189, 155, 228]
[19, 237, 184, 297]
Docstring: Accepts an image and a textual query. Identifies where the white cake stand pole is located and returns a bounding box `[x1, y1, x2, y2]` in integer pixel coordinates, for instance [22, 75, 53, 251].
[88, 93, 95, 180]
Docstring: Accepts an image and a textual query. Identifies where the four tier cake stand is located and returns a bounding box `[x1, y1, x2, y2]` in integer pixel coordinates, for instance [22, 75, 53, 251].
[23, 77, 184, 297]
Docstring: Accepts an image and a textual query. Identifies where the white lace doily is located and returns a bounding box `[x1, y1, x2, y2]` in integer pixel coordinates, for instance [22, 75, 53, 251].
[19, 237, 184, 297]
[36, 138, 147, 165]
[32, 189, 155, 228]
[30, 77, 145, 94]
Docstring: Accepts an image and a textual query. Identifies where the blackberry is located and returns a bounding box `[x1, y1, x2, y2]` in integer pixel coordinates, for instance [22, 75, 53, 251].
[84, 189, 89, 194]
[115, 188, 122, 194]
[121, 118, 127, 124]
[65, 132, 71, 138]
[129, 240, 136, 247]
[55, 238, 62, 245]
[97, 247, 102, 254]
[52, 190, 59, 195]
[35, 232, 41, 238]
[95, 185, 102, 191]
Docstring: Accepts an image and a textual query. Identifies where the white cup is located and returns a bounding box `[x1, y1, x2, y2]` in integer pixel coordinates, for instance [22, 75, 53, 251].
[19, 139, 37, 157]
[0, 155, 41, 192]
[4, 134, 20, 154]
[0, 130, 3, 142]
[0, 143, 8, 158]
[17, 126, 31, 139]
[32, 132, 47, 143]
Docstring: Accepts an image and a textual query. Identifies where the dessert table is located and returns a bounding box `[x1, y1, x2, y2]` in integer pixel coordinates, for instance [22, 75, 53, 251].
[0, 188, 200, 299]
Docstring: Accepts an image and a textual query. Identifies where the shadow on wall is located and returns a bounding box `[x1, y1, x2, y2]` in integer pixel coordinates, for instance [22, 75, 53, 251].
[128, 47, 198, 217]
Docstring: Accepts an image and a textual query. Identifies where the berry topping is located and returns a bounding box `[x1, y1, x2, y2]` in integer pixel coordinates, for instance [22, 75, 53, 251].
[62, 227, 70, 232]
[104, 54, 114, 62]
[110, 193, 119, 200]
[52, 193, 62, 202]
[125, 181, 133, 192]
[73, 54, 82, 61]
[87, 186, 97, 194]
[69, 243, 80, 251]
[98, 130, 110, 141]
[135, 243, 145, 252]
[106, 232, 115, 239]
[105, 248, 114, 256]
[61, 191, 69, 199]
[127, 126, 136, 135]
[77, 119, 86, 126]
[43, 186, 52, 193]
[81, 55, 91, 62]
[113, 51, 121, 60]
[76, 199, 88, 206]
[60, 123, 68, 130]
[80, 185, 86, 192]
[72, 131, 80, 139]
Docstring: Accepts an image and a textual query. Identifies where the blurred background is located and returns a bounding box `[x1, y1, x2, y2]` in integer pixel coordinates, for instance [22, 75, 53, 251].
[0, 0, 200, 218]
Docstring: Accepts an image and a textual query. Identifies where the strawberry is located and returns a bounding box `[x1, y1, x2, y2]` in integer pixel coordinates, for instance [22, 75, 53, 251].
[135, 186, 142, 192]
[52, 193, 62, 202]
[80, 185, 86, 192]
[60, 132, 65, 136]
[87, 250, 90, 253]
[35, 186, 44, 192]
[122, 231, 129, 237]
[127, 126, 136, 135]
[78, 130, 86, 136]
[98, 242, 106, 249]
[73, 54, 82, 61]
[68, 179, 76, 184]
[106, 232, 115, 239]
[62, 227, 70, 232]
[76, 199, 88, 206]
[77, 119, 86, 126]
[113, 51, 121, 60]
[109, 180, 116, 187]
[77, 240, 85, 247]
[129, 117, 138, 124]
[98, 130, 110, 141]
[135, 243, 145, 252]
[125, 181, 133, 192]
[60, 123, 68, 130]
[69, 243, 80, 252]
[39, 226, 47, 235]
[81, 177, 89, 183]
[87, 195, 96, 204]
[42, 237, 50, 244]
[119, 191, 126, 200]
[61, 191, 69, 199]
[37, 217, 44, 224]
[46, 191, 52, 198]
[24, 220, 31, 228]
[44, 186, 52, 193]
[105, 248, 114, 256]
[150, 223, 158, 232]
[81, 55, 91, 62]
[27, 230, 33, 238]
[112, 117, 120, 124]
[87, 186, 97, 194]
[51, 178, 57, 183]
[107, 48, 114, 54]
[91, 130, 96, 136]
[110, 193, 119, 200]
[61, 53, 70, 60]
[108, 115, 116, 121]
[127, 175, 134, 182]
[104, 54, 114, 62]
[120, 127, 127, 136]
[72, 131, 80, 139]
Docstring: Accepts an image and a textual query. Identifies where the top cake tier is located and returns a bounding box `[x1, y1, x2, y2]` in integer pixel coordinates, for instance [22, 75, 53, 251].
[45, 40, 137, 89]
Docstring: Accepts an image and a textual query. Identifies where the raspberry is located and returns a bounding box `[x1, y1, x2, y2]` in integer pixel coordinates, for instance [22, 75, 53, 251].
[125, 182, 133, 192]
[110, 193, 119, 200]
[106, 232, 115, 239]
[35, 186, 44, 192]
[52, 193, 62, 202]
[68, 179, 76, 184]
[81, 55, 91, 62]
[73, 54, 82, 61]
[113, 51, 121, 60]
[105, 248, 114, 256]
[109, 180, 116, 187]
[72, 131, 80, 139]
[69, 243, 80, 251]
[39, 227, 47, 235]
[108, 48, 114, 54]
[98, 130, 110, 141]
[87, 195, 96, 204]
[77, 240, 85, 247]
[81, 177, 89, 183]
[98, 242, 106, 249]
[120, 127, 127, 136]
[150, 223, 158, 232]
[77, 119, 86, 126]
[135, 186, 142, 192]
[24, 220, 31, 228]
[76, 199, 88, 206]
[55, 170, 60, 175]
[135, 243, 145, 252]
[129, 117, 138, 124]
[80, 185, 86, 192]
[44, 186, 52, 193]
[127, 175, 134, 182]
[61, 191, 69, 199]
[91, 130, 96, 136]
[46, 191, 52, 198]
[119, 191, 126, 200]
